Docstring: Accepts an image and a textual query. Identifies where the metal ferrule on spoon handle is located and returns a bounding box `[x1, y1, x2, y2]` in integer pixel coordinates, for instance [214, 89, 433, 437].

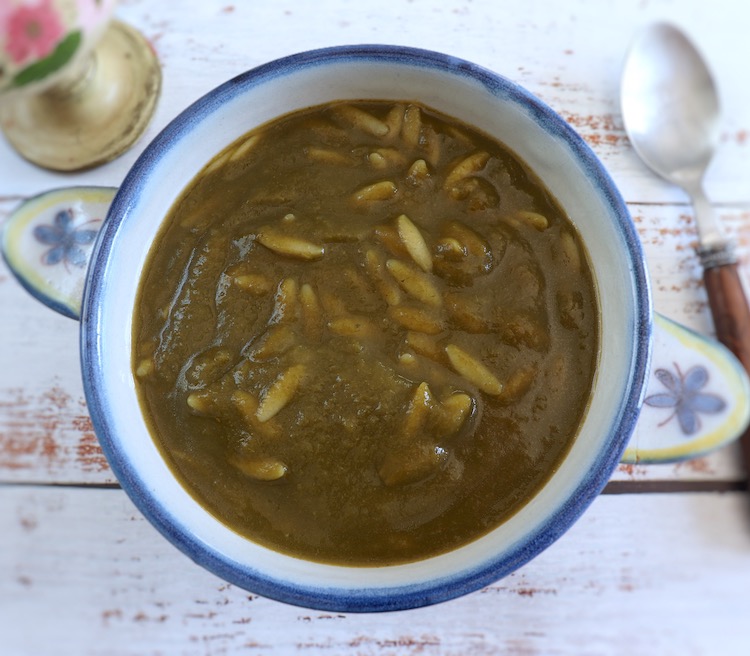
[689, 181, 738, 268]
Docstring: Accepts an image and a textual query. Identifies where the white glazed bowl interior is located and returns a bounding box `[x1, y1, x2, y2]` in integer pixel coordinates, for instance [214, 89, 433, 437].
[82, 46, 652, 612]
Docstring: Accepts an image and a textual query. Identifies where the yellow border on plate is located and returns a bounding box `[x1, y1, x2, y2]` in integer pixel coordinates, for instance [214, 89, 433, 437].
[2, 187, 116, 316]
[621, 313, 750, 463]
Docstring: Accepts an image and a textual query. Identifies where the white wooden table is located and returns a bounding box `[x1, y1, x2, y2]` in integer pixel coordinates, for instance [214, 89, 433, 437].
[3, 1, 750, 653]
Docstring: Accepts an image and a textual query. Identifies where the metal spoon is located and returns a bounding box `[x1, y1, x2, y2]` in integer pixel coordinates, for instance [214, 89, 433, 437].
[621, 22, 750, 477]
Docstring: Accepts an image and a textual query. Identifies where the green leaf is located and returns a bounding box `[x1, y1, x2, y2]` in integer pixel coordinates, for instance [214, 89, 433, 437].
[12, 30, 82, 88]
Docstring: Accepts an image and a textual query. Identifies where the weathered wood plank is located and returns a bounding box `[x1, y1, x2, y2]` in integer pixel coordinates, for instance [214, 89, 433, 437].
[2, 0, 750, 653]
[1, 486, 749, 655]
[1, 0, 748, 204]
[1, 8, 749, 484]
[3, 199, 746, 484]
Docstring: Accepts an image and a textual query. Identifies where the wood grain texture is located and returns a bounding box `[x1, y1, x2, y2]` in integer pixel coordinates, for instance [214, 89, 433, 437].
[4, 200, 746, 484]
[2, 1, 750, 652]
[2, 487, 750, 655]
[1, 0, 748, 203]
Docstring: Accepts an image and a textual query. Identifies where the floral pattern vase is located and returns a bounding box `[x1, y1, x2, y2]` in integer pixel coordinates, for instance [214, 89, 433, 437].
[0, 0, 117, 95]
[0, 0, 160, 171]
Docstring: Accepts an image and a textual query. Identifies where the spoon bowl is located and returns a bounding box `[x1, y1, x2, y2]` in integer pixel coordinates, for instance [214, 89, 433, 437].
[621, 22, 720, 188]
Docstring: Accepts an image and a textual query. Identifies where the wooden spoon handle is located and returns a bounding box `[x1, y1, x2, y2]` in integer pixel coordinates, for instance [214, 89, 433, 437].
[703, 262, 750, 478]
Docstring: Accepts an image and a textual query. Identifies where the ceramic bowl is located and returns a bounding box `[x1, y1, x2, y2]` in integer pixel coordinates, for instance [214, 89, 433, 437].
[5, 45, 750, 612]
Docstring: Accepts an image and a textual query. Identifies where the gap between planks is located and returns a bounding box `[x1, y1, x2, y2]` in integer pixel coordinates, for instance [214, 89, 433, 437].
[1, 479, 746, 493]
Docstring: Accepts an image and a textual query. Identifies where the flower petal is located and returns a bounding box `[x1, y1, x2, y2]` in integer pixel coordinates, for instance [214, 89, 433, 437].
[41, 245, 65, 266]
[677, 404, 699, 435]
[65, 246, 88, 268]
[644, 393, 679, 408]
[683, 366, 709, 393]
[689, 393, 726, 414]
[655, 368, 680, 393]
[54, 209, 74, 231]
[33, 224, 63, 245]
[71, 229, 97, 245]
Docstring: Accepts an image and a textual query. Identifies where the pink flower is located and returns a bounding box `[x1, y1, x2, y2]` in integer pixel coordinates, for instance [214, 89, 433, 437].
[6, 0, 65, 65]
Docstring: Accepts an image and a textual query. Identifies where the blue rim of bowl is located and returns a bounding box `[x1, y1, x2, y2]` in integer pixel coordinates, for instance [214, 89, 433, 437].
[80, 44, 653, 613]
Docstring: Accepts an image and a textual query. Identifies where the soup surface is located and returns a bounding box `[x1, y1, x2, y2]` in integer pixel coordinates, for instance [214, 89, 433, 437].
[133, 101, 599, 565]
